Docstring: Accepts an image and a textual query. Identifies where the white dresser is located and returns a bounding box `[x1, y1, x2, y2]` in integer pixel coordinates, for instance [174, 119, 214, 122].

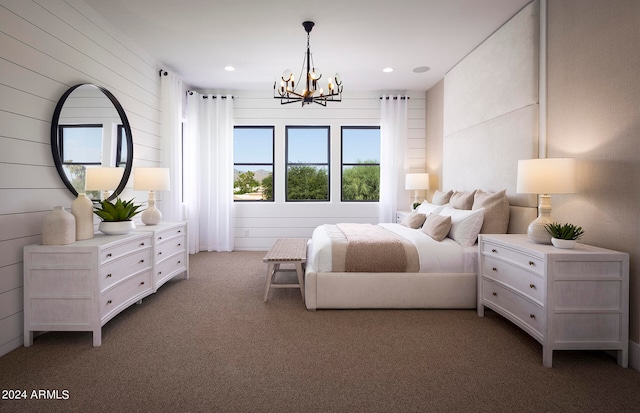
[477, 234, 629, 368]
[24, 221, 188, 347]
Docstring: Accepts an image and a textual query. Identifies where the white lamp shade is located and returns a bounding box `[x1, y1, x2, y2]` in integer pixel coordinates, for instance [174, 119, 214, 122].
[405, 173, 430, 190]
[134, 168, 170, 191]
[517, 158, 576, 194]
[85, 167, 124, 191]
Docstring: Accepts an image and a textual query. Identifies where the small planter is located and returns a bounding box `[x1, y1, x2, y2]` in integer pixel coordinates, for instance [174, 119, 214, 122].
[551, 237, 576, 249]
[99, 220, 135, 235]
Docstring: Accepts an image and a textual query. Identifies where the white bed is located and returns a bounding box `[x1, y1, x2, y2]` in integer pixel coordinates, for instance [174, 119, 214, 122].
[304, 205, 536, 310]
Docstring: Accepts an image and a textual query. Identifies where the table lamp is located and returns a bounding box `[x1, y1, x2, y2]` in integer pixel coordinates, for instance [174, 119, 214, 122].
[85, 167, 125, 200]
[134, 167, 170, 225]
[405, 173, 430, 210]
[517, 158, 576, 244]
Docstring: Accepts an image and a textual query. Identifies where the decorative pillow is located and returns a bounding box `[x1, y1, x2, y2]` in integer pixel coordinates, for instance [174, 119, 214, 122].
[438, 206, 485, 247]
[416, 201, 445, 216]
[473, 189, 510, 234]
[400, 211, 427, 229]
[449, 190, 476, 210]
[421, 213, 452, 242]
[431, 189, 453, 205]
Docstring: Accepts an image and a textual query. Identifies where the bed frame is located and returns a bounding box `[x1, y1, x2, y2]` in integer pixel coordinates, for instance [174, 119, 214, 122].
[304, 206, 536, 310]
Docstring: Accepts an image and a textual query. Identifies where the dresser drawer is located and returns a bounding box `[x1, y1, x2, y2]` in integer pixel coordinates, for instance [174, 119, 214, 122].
[482, 279, 545, 339]
[482, 256, 544, 304]
[99, 248, 152, 292]
[481, 241, 544, 276]
[100, 271, 153, 321]
[156, 251, 187, 283]
[101, 235, 152, 265]
[155, 225, 186, 244]
[156, 234, 186, 261]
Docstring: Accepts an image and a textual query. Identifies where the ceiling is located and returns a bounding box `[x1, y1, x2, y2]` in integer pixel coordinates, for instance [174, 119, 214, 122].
[83, 0, 532, 92]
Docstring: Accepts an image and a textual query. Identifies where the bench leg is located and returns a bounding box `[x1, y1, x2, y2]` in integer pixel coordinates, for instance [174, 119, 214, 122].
[264, 262, 275, 302]
[296, 262, 305, 302]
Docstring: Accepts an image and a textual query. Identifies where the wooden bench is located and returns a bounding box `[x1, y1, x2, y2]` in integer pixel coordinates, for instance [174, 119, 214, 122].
[263, 238, 307, 302]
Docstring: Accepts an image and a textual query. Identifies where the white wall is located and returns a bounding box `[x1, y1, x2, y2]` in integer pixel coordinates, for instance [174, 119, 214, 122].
[231, 90, 427, 250]
[0, 0, 161, 357]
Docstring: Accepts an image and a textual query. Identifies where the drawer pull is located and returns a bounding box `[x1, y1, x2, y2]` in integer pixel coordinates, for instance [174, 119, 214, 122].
[492, 292, 497, 296]
[107, 300, 112, 305]
[491, 249, 497, 253]
[158, 236, 163, 240]
[177, 243, 182, 247]
[178, 260, 181, 264]
[158, 271, 162, 275]
[529, 314, 536, 319]
[158, 252, 162, 255]
[106, 274, 112, 278]
[139, 259, 145, 263]
[140, 281, 145, 285]
[140, 242, 145, 246]
[529, 261, 535, 266]
[529, 284, 536, 289]
[492, 267, 497, 272]
[106, 253, 112, 258]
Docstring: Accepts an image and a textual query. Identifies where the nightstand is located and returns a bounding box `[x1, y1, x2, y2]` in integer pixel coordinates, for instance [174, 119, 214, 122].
[477, 234, 629, 368]
[395, 210, 412, 223]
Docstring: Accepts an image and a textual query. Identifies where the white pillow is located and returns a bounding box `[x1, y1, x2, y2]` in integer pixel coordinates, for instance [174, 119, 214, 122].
[438, 206, 485, 247]
[416, 201, 445, 216]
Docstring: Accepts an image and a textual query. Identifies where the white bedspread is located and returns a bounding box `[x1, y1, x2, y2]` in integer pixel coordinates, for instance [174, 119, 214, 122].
[309, 223, 477, 274]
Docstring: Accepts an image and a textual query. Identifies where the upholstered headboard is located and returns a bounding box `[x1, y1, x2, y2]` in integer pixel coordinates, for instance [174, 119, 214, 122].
[442, 0, 540, 234]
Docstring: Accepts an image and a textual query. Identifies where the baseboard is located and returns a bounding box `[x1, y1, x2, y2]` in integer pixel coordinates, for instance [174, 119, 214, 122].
[630, 339, 640, 371]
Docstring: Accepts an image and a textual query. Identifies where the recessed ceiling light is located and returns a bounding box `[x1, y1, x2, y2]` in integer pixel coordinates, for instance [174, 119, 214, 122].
[382, 67, 394, 73]
[412, 66, 430, 73]
[224, 66, 235, 72]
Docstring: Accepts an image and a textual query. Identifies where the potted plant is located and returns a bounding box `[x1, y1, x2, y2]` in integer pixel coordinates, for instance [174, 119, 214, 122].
[93, 198, 143, 235]
[544, 222, 585, 249]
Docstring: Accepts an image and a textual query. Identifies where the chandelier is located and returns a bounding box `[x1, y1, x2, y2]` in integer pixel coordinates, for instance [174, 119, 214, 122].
[274, 21, 343, 107]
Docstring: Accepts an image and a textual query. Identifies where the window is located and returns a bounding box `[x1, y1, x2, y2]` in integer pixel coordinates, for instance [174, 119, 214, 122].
[286, 126, 330, 201]
[58, 124, 103, 196]
[233, 126, 274, 201]
[341, 126, 380, 201]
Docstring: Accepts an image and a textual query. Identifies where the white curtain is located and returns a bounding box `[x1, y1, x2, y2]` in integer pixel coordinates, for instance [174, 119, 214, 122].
[160, 70, 184, 222]
[184, 92, 235, 252]
[379, 95, 408, 223]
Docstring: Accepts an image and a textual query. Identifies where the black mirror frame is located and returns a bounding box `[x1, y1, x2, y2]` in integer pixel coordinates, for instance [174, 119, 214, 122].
[50, 84, 134, 201]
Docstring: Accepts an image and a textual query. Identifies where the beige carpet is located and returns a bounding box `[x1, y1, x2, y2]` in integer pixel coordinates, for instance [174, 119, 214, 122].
[1, 251, 639, 413]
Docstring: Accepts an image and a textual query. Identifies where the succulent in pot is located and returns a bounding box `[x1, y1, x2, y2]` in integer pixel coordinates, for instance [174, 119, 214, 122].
[94, 198, 143, 235]
[544, 222, 584, 249]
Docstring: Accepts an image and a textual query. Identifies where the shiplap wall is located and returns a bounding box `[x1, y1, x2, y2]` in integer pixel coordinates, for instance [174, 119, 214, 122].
[0, 0, 161, 357]
[231, 90, 427, 250]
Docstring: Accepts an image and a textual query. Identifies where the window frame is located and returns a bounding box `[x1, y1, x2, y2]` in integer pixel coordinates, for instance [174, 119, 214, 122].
[233, 125, 275, 202]
[340, 126, 381, 202]
[285, 125, 331, 202]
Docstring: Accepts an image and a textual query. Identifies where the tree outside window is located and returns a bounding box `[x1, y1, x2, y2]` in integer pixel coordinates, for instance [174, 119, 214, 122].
[341, 126, 380, 201]
[286, 126, 330, 201]
[233, 126, 274, 201]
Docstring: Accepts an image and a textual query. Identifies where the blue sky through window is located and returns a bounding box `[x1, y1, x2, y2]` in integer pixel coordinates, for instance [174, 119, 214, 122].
[342, 128, 380, 163]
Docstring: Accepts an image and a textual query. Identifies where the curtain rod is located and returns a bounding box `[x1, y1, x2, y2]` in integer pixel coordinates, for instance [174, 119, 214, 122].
[379, 96, 410, 100]
[186, 90, 235, 99]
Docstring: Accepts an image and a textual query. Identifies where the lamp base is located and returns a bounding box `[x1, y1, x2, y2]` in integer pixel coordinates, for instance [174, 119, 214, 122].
[528, 194, 552, 244]
[527, 216, 552, 244]
[141, 207, 162, 226]
[141, 191, 163, 225]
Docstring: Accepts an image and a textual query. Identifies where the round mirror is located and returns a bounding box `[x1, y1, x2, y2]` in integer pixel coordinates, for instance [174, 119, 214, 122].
[50, 84, 133, 201]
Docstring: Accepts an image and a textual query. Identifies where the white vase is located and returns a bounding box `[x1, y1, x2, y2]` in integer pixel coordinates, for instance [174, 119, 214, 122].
[551, 237, 577, 249]
[72, 193, 94, 240]
[98, 220, 135, 235]
[42, 206, 76, 245]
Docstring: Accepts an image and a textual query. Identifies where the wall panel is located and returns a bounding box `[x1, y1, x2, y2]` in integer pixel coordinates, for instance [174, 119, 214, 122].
[0, 0, 161, 356]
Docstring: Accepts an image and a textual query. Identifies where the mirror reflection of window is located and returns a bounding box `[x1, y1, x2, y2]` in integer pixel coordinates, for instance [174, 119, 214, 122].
[59, 125, 103, 198]
[117, 125, 128, 167]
